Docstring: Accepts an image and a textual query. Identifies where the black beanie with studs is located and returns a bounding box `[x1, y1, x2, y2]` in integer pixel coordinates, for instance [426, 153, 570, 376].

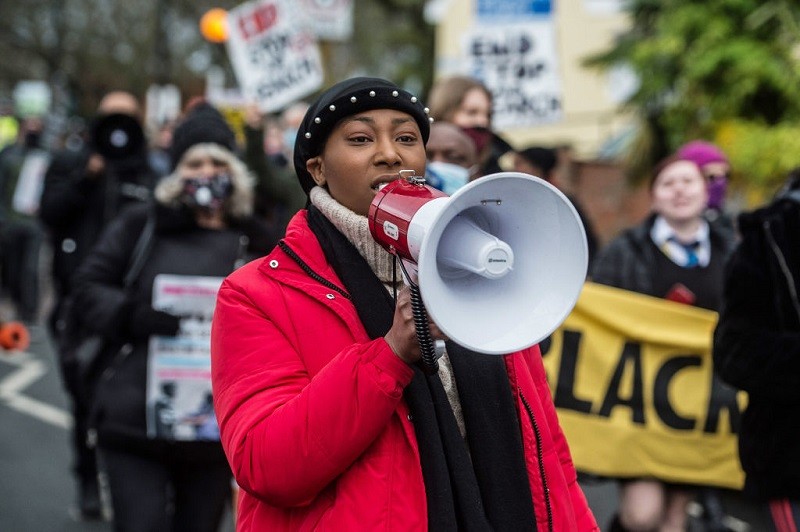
[293, 77, 432, 195]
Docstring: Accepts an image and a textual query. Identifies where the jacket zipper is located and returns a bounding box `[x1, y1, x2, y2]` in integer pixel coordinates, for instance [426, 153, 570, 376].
[277, 240, 351, 300]
[763, 220, 800, 324]
[520, 390, 553, 532]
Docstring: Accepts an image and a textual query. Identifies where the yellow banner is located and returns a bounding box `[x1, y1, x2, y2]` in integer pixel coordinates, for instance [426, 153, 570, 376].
[542, 282, 746, 489]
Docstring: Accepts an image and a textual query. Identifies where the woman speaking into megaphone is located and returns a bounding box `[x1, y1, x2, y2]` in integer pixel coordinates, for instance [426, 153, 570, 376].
[210, 77, 599, 531]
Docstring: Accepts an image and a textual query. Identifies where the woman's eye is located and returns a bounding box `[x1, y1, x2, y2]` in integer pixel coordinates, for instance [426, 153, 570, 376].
[397, 134, 417, 143]
[350, 135, 371, 143]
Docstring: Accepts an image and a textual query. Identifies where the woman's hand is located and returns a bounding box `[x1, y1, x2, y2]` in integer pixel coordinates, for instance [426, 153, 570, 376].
[384, 286, 448, 364]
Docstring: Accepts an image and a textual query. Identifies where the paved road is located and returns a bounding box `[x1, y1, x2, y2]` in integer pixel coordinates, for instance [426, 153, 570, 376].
[0, 324, 235, 531]
[0, 320, 772, 531]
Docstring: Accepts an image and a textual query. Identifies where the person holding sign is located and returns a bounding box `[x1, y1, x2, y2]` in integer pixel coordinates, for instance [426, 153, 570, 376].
[71, 101, 276, 532]
[210, 77, 598, 531]
[591, 154, 737, 531]
[714, 168, 800, 531]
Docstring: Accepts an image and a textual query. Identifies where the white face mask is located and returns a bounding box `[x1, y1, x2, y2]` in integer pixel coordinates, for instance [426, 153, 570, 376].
[426, 161, 471, 195]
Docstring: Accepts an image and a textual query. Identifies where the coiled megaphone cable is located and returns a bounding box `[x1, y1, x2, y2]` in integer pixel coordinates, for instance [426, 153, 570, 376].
[396, 257, 439, 374]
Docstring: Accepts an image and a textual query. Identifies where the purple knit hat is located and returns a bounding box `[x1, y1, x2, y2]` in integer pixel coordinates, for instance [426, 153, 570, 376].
[677, 140, 729, 168]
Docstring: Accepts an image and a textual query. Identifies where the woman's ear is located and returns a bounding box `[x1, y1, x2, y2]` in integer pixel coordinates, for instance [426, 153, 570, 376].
[306, 157, 326, 187]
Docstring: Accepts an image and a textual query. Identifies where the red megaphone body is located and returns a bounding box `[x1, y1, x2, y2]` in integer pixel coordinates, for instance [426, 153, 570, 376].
[368, 176, 447, 262]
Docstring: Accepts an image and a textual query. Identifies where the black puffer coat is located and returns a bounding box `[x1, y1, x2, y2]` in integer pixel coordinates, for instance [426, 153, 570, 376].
[72, 201, 276, 458]
[713, 180, 800, 501]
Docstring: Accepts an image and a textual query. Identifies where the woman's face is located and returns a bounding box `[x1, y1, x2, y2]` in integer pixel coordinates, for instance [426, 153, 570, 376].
[651, 160, 708, 224]
[451, 87, 492, 129]
[306, 108, 427, 216]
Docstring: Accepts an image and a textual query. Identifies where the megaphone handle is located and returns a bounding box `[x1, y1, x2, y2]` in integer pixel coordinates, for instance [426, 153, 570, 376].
[391, 255, 438, 373]
[398, 262, 439, 374]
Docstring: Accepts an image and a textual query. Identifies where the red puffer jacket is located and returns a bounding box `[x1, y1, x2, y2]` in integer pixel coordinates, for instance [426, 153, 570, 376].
[211, 210, 598, 531]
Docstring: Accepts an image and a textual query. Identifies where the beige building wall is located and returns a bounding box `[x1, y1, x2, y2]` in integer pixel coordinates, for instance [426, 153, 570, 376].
[433, 0, 635, 159]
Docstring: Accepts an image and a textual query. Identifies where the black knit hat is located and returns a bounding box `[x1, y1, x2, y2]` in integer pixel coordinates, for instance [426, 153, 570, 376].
[170, 102, 237, 171]
[293, 77, 432, 195]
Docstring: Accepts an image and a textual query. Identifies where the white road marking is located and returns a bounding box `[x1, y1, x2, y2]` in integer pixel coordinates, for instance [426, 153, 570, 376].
[0, 351, 73, 429]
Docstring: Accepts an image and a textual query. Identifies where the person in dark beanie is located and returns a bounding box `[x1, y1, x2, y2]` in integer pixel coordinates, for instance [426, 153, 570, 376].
[513, 145, 599, 268]
[71, 100, 276, 532]
[210, 76, 599, 531]
[169, 101, 237, 171]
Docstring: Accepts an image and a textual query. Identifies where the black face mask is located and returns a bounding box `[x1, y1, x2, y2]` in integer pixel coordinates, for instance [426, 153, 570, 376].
[24, 131, 41, 149]
[179, 173, 233, 212]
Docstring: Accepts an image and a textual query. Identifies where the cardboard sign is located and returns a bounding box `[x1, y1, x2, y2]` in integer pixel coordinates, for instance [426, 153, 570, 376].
[226, 0, 324, 112]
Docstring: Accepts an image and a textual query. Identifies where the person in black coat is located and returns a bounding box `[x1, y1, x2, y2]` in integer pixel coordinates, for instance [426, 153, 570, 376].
[71, 101, 277, 531]
[713, 169, 800, 529]
[38, 90, 159, 519]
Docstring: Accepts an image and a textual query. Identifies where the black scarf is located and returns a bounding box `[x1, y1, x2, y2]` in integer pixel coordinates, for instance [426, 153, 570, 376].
[307, 206, 536, 531]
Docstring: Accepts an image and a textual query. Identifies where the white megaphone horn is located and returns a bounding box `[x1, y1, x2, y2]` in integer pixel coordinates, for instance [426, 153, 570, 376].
[368, 171, 588, 356]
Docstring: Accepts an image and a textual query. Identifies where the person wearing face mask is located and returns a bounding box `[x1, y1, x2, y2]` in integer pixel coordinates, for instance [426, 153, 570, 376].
[677, 140, 737, 240]
[427, 75, 513, 177]
[210, 77, 599, 531]
[591, 154, 737, 532]
[0, 116, 49, 324]
[424, 121, 479, 195]
[70, 101, 277, 532]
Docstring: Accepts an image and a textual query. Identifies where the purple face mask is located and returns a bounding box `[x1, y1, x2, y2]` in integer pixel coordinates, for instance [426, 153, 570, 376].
[707, 175, 728, 210]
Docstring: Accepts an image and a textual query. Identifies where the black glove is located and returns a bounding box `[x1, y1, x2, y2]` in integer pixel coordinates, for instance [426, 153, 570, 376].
[127, 305, 181, 339]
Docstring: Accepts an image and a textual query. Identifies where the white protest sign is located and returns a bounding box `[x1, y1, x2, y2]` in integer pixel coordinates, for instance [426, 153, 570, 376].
[146, 274, 224, 441]
[297, 0, 354, 41]
[226, 0, 324, 113]
[12, 150, 50, 215]
[464, 20, 563, 130]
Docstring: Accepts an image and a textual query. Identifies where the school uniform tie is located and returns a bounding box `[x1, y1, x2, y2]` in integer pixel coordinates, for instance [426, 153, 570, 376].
[671, 237, 701, 268]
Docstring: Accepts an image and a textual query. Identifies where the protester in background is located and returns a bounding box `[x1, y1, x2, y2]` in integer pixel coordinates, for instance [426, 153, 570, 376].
[0, 101, 19, 150]
[426, 74, 511, 175]
[514, 145, 599, 268]
[424, 120, 479, 194]
[677, 140, 736, 238]
[211, 76, 599, 531]
[38, 90, 159, 520]
[0, 116, 48, 323]
[591, 154, 737, 531]
[242, 103, 307, 238]
[71, 101, 275, 532]
[147, 118, 176, 178]
[714, 168, 800, 532]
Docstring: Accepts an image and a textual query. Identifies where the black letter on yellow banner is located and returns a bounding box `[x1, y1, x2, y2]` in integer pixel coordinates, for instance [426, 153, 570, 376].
[654, 355, 700, 430]
[554, 331, 593, 414]
[599, 342, 645, 424]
